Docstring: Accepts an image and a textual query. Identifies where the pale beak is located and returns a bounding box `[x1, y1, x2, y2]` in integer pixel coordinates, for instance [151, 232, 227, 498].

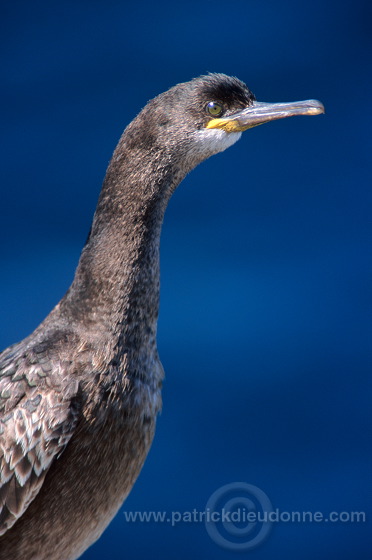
[206, 99, 325, 133]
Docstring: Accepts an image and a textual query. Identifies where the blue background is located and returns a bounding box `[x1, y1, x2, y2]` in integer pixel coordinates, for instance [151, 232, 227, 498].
[1, 1, 370, 558]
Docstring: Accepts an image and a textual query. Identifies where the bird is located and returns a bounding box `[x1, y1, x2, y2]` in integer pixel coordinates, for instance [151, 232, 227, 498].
[0, 73, 324, 559]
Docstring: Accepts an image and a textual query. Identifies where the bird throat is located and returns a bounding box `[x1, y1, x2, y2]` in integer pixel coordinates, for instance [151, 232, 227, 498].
[58, 135, 185, 358]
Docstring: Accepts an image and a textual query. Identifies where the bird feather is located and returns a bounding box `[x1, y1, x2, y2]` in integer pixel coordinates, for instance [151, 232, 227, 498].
[0, 341, 80, 535]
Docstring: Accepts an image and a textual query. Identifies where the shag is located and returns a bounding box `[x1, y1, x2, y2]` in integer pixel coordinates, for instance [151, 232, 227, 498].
[0, 74, 324, 559]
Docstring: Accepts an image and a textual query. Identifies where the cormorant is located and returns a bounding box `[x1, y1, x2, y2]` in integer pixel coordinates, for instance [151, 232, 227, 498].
[0, 73, 324, 559]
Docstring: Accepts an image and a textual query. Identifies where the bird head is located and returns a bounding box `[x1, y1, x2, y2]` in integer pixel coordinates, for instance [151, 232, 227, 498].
[121, 73, 324, 176]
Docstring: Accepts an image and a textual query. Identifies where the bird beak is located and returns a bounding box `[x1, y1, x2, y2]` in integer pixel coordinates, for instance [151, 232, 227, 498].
[206, 99, 325, 133]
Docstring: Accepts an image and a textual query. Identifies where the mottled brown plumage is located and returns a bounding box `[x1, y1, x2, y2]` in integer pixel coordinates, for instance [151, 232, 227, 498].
[0, 74, 324, 559]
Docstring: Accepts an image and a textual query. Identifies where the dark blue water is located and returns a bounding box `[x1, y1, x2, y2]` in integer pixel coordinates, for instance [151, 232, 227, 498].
[1, 1, 370, 558]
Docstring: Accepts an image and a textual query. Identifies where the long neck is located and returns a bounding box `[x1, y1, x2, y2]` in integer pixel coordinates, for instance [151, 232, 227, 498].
[58, 131, 185, 354]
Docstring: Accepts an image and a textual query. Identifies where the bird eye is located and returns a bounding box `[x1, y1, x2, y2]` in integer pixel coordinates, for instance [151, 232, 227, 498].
[206, 101, 223, 117]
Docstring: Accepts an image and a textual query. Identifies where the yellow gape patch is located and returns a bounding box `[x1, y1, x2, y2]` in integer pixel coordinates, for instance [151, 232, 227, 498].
[206, 118, 257, 132]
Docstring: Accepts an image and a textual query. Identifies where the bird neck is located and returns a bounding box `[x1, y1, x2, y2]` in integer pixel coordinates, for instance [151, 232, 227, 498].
[59, 133, 185, 353]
